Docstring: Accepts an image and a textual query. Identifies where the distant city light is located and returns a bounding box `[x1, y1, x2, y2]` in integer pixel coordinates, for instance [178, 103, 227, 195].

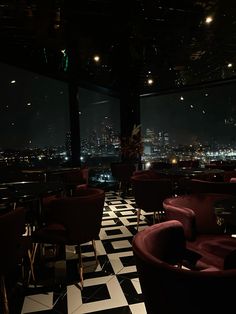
[64, 156, 68, 161]
[27, 102, 31, 106]
[145, 161, 151, 169]
[227, 63, 233, 68]
[180, 96, 184, 101]
[171, 158, 177, 164]
[10, 80, 16, 84]
[205, 16, 213, 24]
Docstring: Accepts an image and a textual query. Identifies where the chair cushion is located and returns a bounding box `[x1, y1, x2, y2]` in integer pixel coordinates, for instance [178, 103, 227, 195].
[187, 234, 236, 269]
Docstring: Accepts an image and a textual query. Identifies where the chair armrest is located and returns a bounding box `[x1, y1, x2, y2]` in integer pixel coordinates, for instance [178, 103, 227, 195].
[164, 203, 196, 241]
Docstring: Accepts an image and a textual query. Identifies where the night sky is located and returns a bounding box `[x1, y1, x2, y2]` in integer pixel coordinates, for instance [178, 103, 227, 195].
[0, 62, 70, 149]
[141, 83, 236, 146]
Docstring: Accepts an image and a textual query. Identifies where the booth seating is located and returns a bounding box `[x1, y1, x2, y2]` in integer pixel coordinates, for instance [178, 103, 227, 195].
[132, 220, 236, 314]
[163, 193, 236, 270]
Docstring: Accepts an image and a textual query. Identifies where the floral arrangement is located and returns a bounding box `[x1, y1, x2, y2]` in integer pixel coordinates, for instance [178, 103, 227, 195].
[120, 124, 143, 161]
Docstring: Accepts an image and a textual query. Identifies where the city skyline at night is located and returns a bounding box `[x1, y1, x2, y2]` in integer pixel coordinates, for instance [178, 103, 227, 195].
[1, 62, 236, 155]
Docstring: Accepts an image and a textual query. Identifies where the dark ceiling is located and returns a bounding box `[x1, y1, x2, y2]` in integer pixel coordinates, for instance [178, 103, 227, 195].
[1, 0, 236, 95]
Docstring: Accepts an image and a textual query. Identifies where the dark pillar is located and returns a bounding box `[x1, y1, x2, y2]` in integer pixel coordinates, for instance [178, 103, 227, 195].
[65, 4, 81, 167]
[111, 35, 141, 163]
[120, 88, 140, 146]
[67, 72, 81, 167]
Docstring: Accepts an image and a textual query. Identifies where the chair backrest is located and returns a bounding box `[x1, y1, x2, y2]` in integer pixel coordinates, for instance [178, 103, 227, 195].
[163, 193, 233, 239]
[223, 170, 236, 182]
[188, 179, 236, 195]
[0, 207, 26, 275]
[132, 169, 167, 179]
[45, 188, 105, 244]
[131, 175, 173, 211]
[132, 220, 236, 314]
[110, 162, 136, 182]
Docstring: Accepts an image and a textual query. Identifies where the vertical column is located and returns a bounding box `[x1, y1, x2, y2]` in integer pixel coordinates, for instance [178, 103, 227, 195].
[120, 88, 140, 144]
[64, 3, 81, 167]
[67, 72, 81, 167]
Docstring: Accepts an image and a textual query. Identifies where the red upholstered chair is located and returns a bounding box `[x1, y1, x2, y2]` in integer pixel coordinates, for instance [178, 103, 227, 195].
[223, 170, 236, 182]
[110, 162, 136, 196]
[132, 220, 236, 314]
[163, 193, 236, 269]
[131, 174, 173, 230]
[31, 188, 105, 288]
[61, 168, 89, 195]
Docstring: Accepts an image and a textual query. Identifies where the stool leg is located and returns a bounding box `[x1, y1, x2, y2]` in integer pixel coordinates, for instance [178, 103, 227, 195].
[92, 240, 98, 265]
[0, 276, 9, 314]
[77, 245, 84, 289]
[137, 208, 141, 230]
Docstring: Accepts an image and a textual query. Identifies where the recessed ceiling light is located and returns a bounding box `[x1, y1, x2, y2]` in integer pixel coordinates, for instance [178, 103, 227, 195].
[93, 55, 100, 62]
[147, 79, 154, 85]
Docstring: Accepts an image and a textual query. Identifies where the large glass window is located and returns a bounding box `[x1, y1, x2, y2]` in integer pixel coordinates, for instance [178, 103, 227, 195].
[78, 87, 120, 186]
[140, 82, 236, 165]
[0, 62, 70, 169]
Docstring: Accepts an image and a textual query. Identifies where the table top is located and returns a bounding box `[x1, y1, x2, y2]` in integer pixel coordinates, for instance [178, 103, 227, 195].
[0, 180, 64, 203]
[157, 167, 225, 177]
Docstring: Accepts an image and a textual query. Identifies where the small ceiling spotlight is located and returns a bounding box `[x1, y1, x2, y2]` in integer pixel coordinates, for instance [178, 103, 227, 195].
[147, 78, 154, 85]
[93, 55, 100, 62]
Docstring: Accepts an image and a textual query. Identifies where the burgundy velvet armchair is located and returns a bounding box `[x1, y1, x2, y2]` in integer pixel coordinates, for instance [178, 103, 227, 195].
[132, 220, 236, 314]
[110, 162, 136, 196]
[131, 174, 173, 229]
[163, 193, 236, 269]
[32, 187, 105, 287]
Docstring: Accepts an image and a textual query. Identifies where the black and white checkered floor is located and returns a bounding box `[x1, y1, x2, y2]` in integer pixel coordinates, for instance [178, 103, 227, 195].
[14, 191, 152, 314]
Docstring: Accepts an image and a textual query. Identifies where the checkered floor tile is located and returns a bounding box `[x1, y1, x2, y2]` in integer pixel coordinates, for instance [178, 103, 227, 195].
[7, 191, 151, 314]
